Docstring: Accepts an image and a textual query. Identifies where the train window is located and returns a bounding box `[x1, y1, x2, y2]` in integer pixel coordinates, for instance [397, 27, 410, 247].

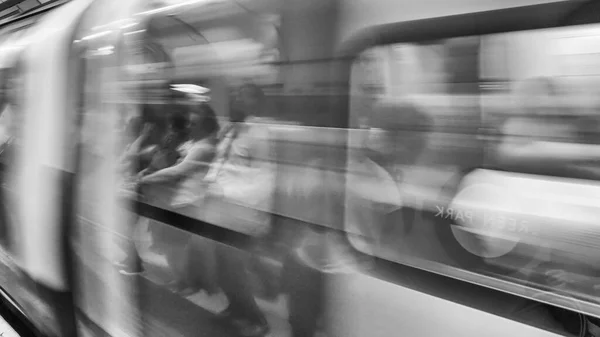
[348, 24, 600, 324]
[118, 1, 283, 228]
[106, 1, 305, 336]
[347, 36, 483, 256]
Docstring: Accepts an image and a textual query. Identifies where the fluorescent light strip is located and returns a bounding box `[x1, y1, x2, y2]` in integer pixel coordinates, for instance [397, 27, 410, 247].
[92, 18, 133, 31]
[135, 0, 216, 16]
[120, 22, 139, 29]
[124, 29, 145, 36]
[81, 30, 112, 41]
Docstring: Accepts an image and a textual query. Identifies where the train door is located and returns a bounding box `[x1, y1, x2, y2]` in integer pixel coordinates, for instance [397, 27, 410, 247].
[70, 1, 150, 335]
[14, 1, 95, 336]
[72, 0, 313, 336]
[330, 2, 600, 337]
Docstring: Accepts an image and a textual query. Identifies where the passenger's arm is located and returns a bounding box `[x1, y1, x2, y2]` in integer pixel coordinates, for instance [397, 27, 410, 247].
[140, 144, 212, 184]
[119, 125, 153, 164]
[118, 145, 158, 176]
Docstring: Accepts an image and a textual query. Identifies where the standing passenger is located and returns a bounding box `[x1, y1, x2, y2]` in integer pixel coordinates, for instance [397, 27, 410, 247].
[138, 103, 219, 294]
[283, 101, 431, 337]
[116, 109, 163, 276]
[205, 83, 273, 337]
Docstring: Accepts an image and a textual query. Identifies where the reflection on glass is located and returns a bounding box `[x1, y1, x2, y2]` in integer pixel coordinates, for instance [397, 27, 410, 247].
[0, 59, 25, 253]
[348, 25, 600, 331]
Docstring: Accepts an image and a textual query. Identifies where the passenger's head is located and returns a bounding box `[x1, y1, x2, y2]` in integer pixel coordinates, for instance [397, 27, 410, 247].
[230, 83, 265, 122]
[365, 101, 432, 165]
[159, 110, 189, 149]
[513, 77, 559, 116]
[169, 109, 188, 134]
[138, 104, 168, 144]
[125, 116, 143, 138]
[189, 103, 219, 140]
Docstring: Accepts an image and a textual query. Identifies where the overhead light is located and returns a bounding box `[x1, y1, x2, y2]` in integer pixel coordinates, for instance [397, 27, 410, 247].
[82, 30, 112, 41]
[120, 22, 139, 29]
[172, 87, 207, 94]
[92, 49, 114, 56]
[135, 0, 216, 16]
[91, 45, 114, 56]
[170, 84, 210, 94]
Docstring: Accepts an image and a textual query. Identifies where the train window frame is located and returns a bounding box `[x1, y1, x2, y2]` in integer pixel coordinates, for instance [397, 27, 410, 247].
[336, 0, 600, 335]
[73, 1, 600, 337]
[115, 0, 285, 231]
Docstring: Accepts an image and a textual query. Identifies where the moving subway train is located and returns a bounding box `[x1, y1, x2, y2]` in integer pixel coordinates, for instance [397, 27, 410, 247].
[3, 0, 600, 336]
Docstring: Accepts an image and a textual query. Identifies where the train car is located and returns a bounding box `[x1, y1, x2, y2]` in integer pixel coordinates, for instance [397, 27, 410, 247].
[2, 0, 600, 337]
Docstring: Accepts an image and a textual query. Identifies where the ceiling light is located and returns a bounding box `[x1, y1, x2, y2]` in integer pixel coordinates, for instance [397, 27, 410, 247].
[81, 30, 112, 41]
[135, 0, 217, 16]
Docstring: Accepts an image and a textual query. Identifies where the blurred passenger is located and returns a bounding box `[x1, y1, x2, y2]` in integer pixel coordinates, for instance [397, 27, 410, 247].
[119, 119, 152, 179]
[116, 105, 168, 275]
[497, 77, 600, 176]
[206, 83, 273, 337]
[139, 110, 189, 177]
[136, 109, 189, 259]
[0, 65, 21, 251]
[283, 101, 431, 337]
[139, 103, 219, 295]
[350, 101, 430, 249]
[122, 115, 143, 150]
[119, 105, 168, 177]
[498, 77, 600, 337]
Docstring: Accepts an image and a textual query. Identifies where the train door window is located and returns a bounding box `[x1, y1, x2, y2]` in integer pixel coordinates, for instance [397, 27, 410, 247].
[476, 24, 600, 305]
[111, 1, 295, 335]
[347, 21, 600, 333]
[347, 37, 483, 258]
